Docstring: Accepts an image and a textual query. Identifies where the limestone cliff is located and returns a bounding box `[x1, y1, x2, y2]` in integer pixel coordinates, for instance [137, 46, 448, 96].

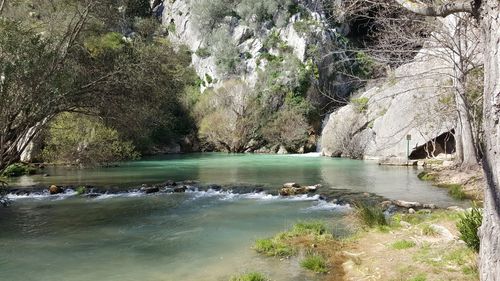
[321, 48, 457, 160]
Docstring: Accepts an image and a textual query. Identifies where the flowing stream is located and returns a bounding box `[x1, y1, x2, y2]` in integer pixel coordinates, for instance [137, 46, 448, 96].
[1, 153, 465, 281]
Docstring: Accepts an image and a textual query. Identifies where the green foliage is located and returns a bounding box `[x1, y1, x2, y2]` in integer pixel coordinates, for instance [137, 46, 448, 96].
[192, 0, 236, 32]
[76, 186, 87, 195]
[2, 163, 37, 178]
[84, 32, 125, 57]
[134, 17, 159, 39]
[354, 51, 375, 78]
[300, 255, 328, 273]
[236, 0, 295, 27]
[42, 113, 139, 166]
[209, 27, 242, 76]
[262, 106, 309, 149]
[263, 30, 283, 49]
[229, 272, 269, 281]
[391, 240, 416, 250]
[205, 73, 214, 84]
[457, 207, 482, 252]
[195, 47, 212, 58]
[417, 171, 436, 181]
[355, 203, 387, 228]
[351, 97, 369, 113]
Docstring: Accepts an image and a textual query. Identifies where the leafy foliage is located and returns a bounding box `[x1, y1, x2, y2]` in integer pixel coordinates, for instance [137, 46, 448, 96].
[1, 164, 37, 178]
[42, 113, 139, 166]
[457, 207, 482, 252]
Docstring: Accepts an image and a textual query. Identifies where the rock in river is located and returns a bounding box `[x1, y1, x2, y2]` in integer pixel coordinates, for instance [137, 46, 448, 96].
[49, 185, 63, 195]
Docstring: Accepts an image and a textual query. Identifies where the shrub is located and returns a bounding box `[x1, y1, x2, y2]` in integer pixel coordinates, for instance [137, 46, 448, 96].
[84, 32, 125, 57]
[229, 272, 269, 281]
[457, 206, 482, 252]
[192, 0, 236, 32]
[2, 163, 37, 177]
[261, 107, 309, 150]
[391, 240, 416, 250]
[209, 27, 242, 76]
[355, 202, 387, 228]
[300, 255, 328, 273]
[236, 0, 295, 27]
[42, 113, 139, 166]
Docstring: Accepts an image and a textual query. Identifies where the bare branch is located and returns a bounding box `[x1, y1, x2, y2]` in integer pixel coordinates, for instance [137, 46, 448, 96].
[394, 0, 474, 17]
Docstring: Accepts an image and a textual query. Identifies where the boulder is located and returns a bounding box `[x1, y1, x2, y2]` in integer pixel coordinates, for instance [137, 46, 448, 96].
[395, 200, 422, 208]
[408, 208, 416, 214]
[49, 185, 63, 195]
[283, 183, 300, 188]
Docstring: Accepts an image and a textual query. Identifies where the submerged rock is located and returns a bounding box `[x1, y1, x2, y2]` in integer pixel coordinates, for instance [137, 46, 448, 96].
[395, 200, 422, 208]
[49, 185, 63, 195]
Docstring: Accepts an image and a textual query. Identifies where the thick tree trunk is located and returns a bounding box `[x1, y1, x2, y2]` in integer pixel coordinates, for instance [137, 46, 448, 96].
[479, 0, 500, 280]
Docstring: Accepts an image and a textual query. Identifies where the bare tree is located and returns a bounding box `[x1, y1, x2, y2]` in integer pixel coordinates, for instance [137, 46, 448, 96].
[393, 1, 500, 279]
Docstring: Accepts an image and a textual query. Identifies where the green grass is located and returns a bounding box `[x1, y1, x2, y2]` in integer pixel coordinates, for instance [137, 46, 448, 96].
[391, 240, 416, 250]
[254, 221, 332, 257]
[229, 272, 269, 281]
[290, 221, 327, 236]
[300, 255, 328, 273]
[254, 237, 295, 257]
[355, 203, 387, 228]
[417, 171, 436, 181]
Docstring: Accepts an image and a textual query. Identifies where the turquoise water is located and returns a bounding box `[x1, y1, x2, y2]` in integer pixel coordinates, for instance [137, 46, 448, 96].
[1, 153, 464, 281]
[12, 153, 458, 205]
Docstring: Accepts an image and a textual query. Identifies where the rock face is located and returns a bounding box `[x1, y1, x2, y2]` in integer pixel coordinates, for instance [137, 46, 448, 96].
[160, 0, 347, 95]
[321, 47, 457, 160]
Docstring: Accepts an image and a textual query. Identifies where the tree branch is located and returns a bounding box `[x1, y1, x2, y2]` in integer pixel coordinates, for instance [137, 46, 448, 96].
[0, 0, 5, 15]
[394, 0, 474, 17]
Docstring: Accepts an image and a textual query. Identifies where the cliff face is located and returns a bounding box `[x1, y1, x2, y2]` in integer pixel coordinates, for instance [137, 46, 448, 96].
[159, 0, 345, 94]
[320, 48, 457, 160]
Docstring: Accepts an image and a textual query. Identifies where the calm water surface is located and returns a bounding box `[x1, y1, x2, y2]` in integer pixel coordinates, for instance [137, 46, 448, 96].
[1, 154, 463, 281]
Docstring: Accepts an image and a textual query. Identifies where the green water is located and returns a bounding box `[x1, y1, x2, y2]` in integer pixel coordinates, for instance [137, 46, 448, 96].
[12, 153, 459, 205]
[1, 154, 464, 281]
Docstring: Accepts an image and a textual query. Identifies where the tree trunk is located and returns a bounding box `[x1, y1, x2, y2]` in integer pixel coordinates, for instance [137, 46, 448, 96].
[479, 0, 500, 280]
[455, 75, 479, 169]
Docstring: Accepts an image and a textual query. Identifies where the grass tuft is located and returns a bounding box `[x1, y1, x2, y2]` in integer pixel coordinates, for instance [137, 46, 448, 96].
[391, 240, 416, 250]
[421, 224, 438, 236]
[229, 272, 269, 281]
[355, 202, 387, 228]
[300, 255, 328, 273]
